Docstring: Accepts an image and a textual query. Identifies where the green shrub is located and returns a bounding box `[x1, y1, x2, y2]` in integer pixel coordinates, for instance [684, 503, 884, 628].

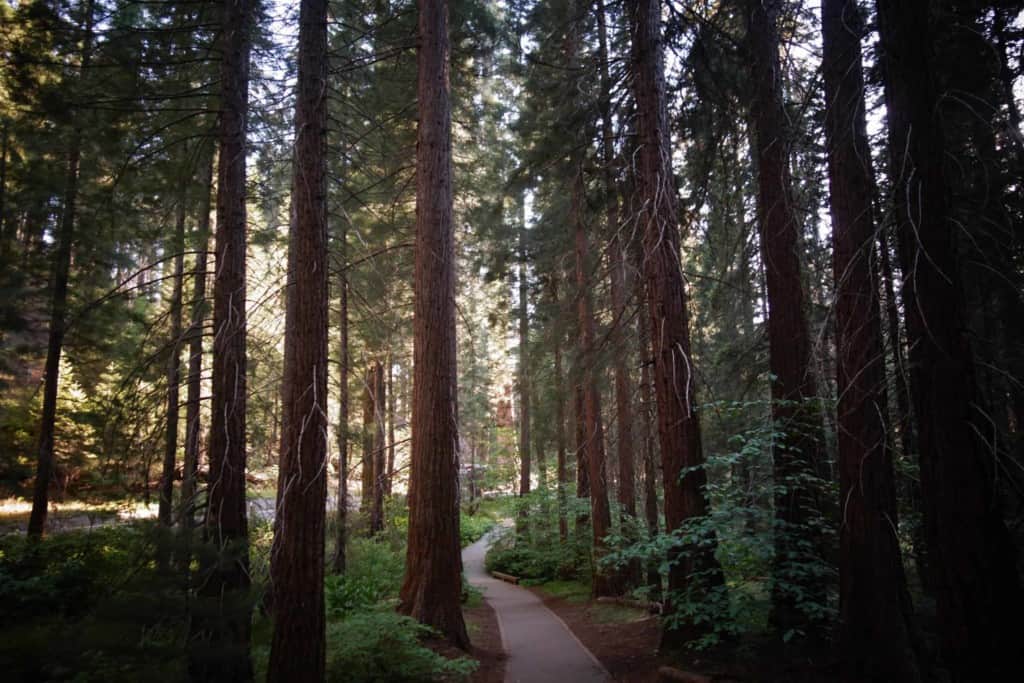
[326, 612, 476, 682]
[485, 525, 583, 582]
[0, 525, 189, 681]
[0, 525, 144, 623]
[605, 400, 837, 650]
[325, 537, 405, 616]
[459, 512, 495, 547]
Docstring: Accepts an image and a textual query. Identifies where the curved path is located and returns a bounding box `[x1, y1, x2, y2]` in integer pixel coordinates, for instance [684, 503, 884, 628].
[462, 532, 611, 683]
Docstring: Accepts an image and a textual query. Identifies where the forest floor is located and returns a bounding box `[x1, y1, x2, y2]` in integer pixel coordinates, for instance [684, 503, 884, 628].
[526, 583, 663, 682]
[0, 496, 156, 534]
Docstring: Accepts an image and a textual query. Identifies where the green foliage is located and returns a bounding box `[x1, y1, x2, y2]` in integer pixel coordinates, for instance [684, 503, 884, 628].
[0, 525, 143, 623]
[531, 579, 590, 603]
[606, 401, 837, 650]
[459, 509, 497, 547]
[325, 537, 405, 616]
[325, 612, 476, 683]
[0, 525, 189, 682]
[485, 486, 592, 583]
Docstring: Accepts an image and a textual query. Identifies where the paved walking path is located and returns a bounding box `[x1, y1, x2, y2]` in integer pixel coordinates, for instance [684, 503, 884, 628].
[462, 531, 611, 683]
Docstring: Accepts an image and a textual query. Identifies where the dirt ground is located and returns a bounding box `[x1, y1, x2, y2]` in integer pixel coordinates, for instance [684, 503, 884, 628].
[465, 597, 506, 683]
[527, 587, 665, 682]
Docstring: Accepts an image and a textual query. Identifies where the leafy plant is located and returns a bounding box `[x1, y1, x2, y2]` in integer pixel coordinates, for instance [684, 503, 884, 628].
[605, 400, 837, 650]
[325, 537, 405, 616]
[459, 511, 496, 547]
[325, 612, 476, 682]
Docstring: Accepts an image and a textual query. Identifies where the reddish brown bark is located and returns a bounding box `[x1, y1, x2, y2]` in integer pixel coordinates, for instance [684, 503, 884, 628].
[822, 1, 919, 678]
[572, 166, 620, 597]
[743, 0, 826, 632]
[386, 352, 396, 497]
[877, 0, 1024, 676]
[190, 0, 254, 678]
[332, 248, 349, 574]
[637, 267, 661, 600]
[371, 359, 386, 534]
[399, 0, 468, 649]
[518, 197, 531, 501]
[268, 0, 327, 675]
[552, 277, 569, 542]
[361, 364, 376, 514]
[267, 0, 329, 677]
[597, 0, 636, 526]
[627, 0, 721, 645]
[574, 382, 589, 501]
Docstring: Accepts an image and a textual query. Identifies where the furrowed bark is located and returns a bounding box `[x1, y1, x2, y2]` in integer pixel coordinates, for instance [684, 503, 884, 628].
[877, 0, 1024, 676]
[627, 0, 722, 647]
[743, 0, 828, 633]
[267, 0, 330, 677]
[399, 0, 469, 649]
[572, 164, 620, 597]
[822, 1, 919, 677]
[189, 0, 254, 677]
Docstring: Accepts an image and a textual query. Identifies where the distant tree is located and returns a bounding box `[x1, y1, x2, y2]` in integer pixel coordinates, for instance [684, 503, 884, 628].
[517, 195, 531, 503]
[597, 0, 637, 536]
[158, 173, 188, 539]
[27, 0, 96, 539]
[182, 152, 215, 535]
[371, 359, 386, 534]
[332, 237, 349, 574]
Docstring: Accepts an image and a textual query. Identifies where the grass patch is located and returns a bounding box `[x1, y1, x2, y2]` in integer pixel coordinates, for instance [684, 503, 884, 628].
[589, 603, 648, 624]
[534, 579, 591, 603]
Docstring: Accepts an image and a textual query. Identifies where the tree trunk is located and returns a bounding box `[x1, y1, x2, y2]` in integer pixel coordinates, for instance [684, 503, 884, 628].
[878, 227, 929, 589]
[597, 0, 636, 528]
[0, 120, 8, 256]
[399, 0, 468, 649]
[574, 380, 589, 533]
[552, 277, 569, 542]
[518, 196, 531, 502]
[27, 0, 95, 540]
[822, 1, 919, 678]
[371, 359, 386, 534]
[332, 257, 349, 574]
[362, 364, 376, 515]
[182, 152, 215, 530]
[387, 352, 396, 497]
[159, 184, 188, 533]
[876, 0, 1024, 677]
[743, 0, 827, 633]
[573, 165, 620, 597]
[267, 0, 329, 677]
[627, 0, 722, 646]
[637, 270, 661, 600]
[190, 0, 254, 677]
